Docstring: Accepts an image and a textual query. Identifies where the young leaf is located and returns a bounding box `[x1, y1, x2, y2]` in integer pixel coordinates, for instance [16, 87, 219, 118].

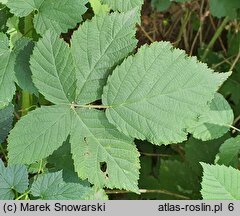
[217, 136, 240, 167]
[30, 31, 76, 104]
[0, 103, 13, 144]
[188, 93, 234, 141]
[103, 42, 231, 145]
[0, 33, 15, 109]
[7, 0, 88, 35]
[0, 159, 28, 200]
[101, 0, 143, 12]
[71, 11, 138, 104]
[31, 171, 91, 200]
[201, 163, 240, 200]
[14, 38, 38, 95]
[7, 105, 71, 164]
[70, 108, 140, 193]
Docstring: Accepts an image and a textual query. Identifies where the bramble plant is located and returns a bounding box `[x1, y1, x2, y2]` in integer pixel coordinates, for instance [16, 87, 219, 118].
[0, 0, 240, 200]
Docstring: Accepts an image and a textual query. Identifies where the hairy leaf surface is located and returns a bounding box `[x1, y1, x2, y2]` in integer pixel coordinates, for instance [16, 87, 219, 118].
[0, 33, 15, 109]
[70, 108, 140, 193]
[31, 171, 91, 200]
[8, 105, 71, 164]
[217, 136, 240, 167]
[7, 0, 87, 35]
[103, 42, 231, 144]
[30, 31, 76, 104]
[71, 11, 137, 104]
[0, 103, 13, 144]
[201, 163, 240, 199]
[188, 93, 233, 141]
[0, 159, 28, 200]
[101, 0, 143, 12]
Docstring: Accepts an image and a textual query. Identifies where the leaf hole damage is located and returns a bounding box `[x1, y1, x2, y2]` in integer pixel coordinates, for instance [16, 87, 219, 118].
[100, 161, 107, 173]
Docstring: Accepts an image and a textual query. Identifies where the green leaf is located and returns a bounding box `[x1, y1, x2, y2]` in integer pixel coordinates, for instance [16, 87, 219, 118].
[0, 31, 9, 54]
[6, 0, 38, 17]
[14, 38, 38, 95]
[7, 0, 87, 35]
[0, 33, 15, 109]
[0, 103, 13, 144]
[188, 93, 234, 141]
[31, 171, 91, 200]
[217, 136, 240, 167]
[48, 140, 88, 185]
[70, 108, 140, 193]
[151, 0, 171, 11]
[185, 135, 228, 176]
[0, 6, 12, 33]
[30, 31, 76, 104]
[0, 0, 8, 4]
[103, 42, 231, 145]
[89, 0, 109, 16]
[0, 159, 28, 200]
[71, 11, 138, 104]
[209, 0, 240, 18]
[101, 0, 143, 12]
[201, 163, 240, 199]
[7, 105, 71, 164]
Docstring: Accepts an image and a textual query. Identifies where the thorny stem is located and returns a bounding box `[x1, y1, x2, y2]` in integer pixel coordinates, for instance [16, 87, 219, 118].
[201, 16, 229, 60]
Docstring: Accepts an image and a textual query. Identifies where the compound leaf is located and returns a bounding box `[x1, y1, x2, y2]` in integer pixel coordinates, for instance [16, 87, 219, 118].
[103, 42, 231, 145]
[101, 0, 143, 12]
[217, 136, 240, 167]
[30, 31, 76, 104]
[70, 108, 140, 193]
[71, 11, 138, 104]
[0, 33, 15, 109]
[201, 163, 240, 199]
[7, 0, 87, 35]
[31, 171, 91, 200]
[7, 105, 71, 164]
[0, 103, 13, 144]
[0, 159, 28, 200]
[188, 93, 234, 141]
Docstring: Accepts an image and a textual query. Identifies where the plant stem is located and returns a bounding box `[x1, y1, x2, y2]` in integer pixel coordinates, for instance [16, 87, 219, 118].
[73, 104, 111, 109]
[21, 91, 32, 116]
[106, 189, 190, 199]
[229, 45, 240, 71]
[16, 191, 30, 200]
[229, 125, 240, 133]
[201, 16, 229, 60]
